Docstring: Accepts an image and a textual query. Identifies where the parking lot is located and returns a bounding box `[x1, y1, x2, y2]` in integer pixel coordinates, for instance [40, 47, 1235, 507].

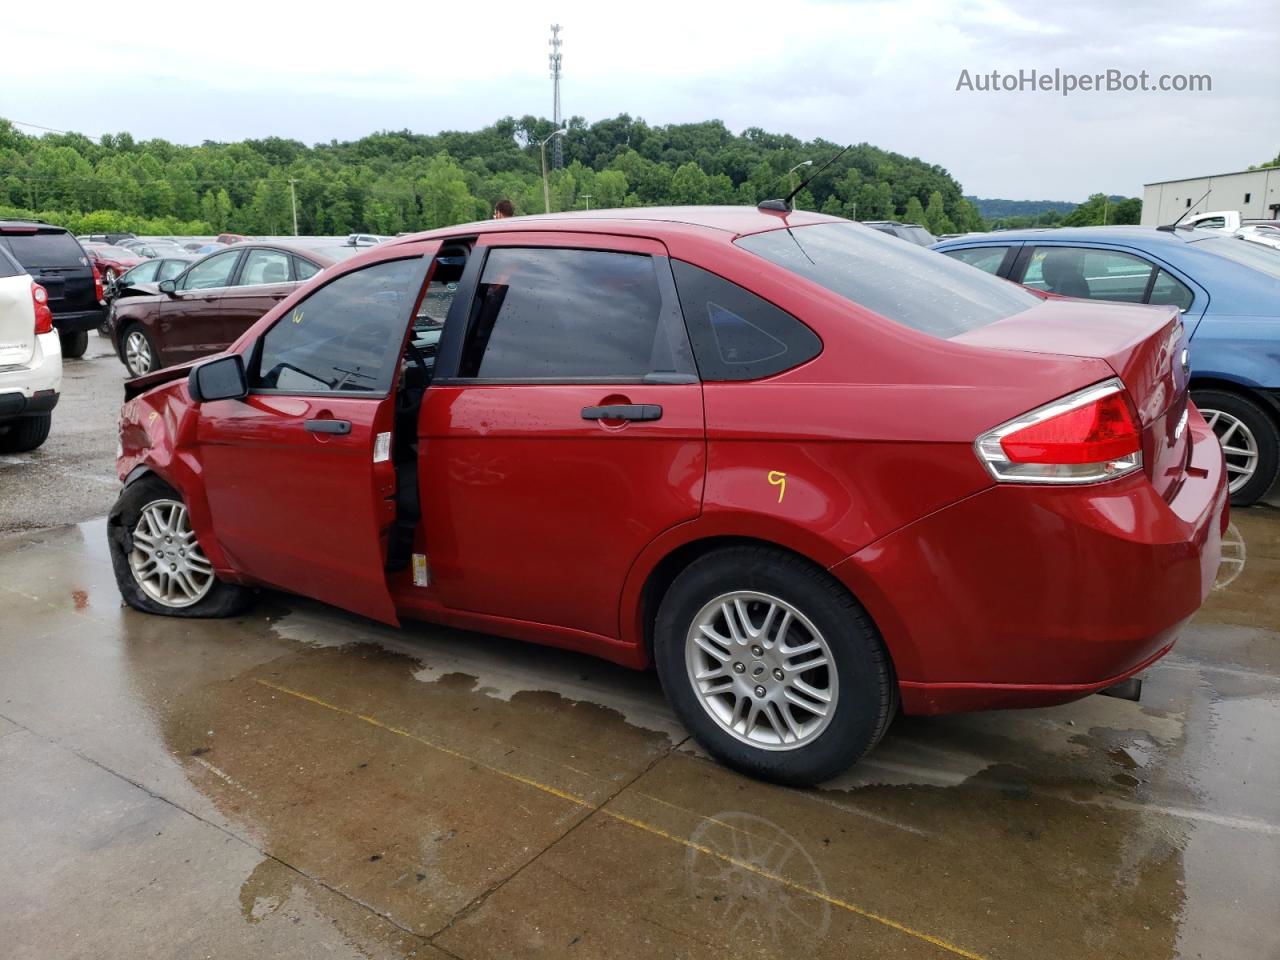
[1, 343, 1278, 959]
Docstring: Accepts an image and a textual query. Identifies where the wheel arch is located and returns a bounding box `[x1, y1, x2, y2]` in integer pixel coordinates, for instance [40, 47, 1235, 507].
[1189, 376, 1280, 422]
[625, 530, 890, 673]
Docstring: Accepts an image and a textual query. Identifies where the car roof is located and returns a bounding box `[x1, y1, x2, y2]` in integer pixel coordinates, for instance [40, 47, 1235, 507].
[933, 225, 1221, 247]
[223, 239, 341, 265]
[386, 206, 842, 247]
[0, 218, 67, 233]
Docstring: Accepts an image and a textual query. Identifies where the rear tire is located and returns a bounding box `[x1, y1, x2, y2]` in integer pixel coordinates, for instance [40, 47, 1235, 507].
[122, 325, 158, 377]
[0, 414, 52, 453]
[654, 546, 897, 786]
[1193, 389, 1279, 506]
[59, 330, 89, 359]
[107, 475, 253, 618]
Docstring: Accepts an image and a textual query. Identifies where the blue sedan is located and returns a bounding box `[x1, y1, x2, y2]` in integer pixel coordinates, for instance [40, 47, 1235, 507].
[934, 226, 1280, 504]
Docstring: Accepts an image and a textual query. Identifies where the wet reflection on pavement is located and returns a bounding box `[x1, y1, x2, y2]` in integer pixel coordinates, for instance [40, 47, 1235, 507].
[0, 508, 1276, 959]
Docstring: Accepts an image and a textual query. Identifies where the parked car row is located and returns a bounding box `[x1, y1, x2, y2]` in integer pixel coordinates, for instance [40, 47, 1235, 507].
[2, 219, 105, 360]
[934, 225, 1280, 505]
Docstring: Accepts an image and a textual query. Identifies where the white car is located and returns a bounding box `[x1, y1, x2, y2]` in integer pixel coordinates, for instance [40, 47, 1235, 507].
[0, 245, 61, 453]
[1182, 210, 1280, 251]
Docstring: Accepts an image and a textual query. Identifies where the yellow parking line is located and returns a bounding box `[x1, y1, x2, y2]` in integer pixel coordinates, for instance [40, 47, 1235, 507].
[254, 678, 987, 960]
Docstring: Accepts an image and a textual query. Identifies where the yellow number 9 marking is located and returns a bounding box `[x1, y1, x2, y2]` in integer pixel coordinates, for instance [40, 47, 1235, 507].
[767, 470, 787, 503]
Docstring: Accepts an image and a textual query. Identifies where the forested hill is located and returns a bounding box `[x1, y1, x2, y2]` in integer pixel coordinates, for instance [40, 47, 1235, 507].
[0, 115, 984, 237]
[966, 197, 1078, 220]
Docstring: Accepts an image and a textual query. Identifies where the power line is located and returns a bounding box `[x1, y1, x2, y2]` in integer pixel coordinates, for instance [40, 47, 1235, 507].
[8, 118, 104, 139]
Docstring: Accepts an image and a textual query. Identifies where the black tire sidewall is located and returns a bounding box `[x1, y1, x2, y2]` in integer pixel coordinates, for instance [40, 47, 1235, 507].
[1193, 389, 1280, 506]
[0, 414, 51, 453]
[59, 330, 89, 359]
[654, 548, 894, 786]
[107, 476, 251, 618]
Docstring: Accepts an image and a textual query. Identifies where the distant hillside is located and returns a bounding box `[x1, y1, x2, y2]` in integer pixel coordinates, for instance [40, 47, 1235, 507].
[966, 197, 1078, 220]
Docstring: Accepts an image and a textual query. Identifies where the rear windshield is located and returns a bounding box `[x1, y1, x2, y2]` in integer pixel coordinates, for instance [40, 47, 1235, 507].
[2, 231, 86, 269]
[1196, 235, 1280, 280]
[735, 222, 1040, 338]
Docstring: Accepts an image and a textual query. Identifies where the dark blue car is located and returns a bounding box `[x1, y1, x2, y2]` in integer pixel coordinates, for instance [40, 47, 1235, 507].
[934, 226, 1280, 504]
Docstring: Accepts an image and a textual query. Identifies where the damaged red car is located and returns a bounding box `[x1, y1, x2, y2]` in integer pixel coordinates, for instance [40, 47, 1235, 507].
[110, 207, 1227, 784]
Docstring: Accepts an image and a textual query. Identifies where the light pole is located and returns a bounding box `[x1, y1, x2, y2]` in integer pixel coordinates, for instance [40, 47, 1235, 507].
[288, 178, 299, 236]
[540, 128, 567, 214]
[787, 160, 813, 193]
[581, 194, 592, 211]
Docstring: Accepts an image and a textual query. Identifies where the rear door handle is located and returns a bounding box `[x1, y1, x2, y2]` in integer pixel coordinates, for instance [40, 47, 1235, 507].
[581, 404, 663, 422]
[304, 418, 351, 434]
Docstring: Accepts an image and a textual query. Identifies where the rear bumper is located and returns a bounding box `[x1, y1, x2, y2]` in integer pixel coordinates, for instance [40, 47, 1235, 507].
[831, 409, 1228, 716]
[0, 389, 59, 421]
[52, 307, 107, 333]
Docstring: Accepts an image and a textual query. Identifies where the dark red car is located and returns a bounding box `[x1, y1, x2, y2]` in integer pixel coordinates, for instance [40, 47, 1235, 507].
[109, 207, 1227, 784]
[82, 242, 146, 287]
[109, 241, 342, 377]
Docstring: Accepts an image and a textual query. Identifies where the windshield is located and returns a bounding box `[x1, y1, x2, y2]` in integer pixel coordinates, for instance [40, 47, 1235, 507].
[1197, 236, 1280, 279]
[735, 222, 1040, 338]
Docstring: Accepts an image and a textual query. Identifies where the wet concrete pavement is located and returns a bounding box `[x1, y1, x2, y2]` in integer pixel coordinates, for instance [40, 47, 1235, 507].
[0, 505, 1277, 959]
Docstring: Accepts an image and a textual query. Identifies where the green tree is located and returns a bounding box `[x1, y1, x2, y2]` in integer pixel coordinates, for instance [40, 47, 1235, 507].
[670, 162, 710, 204]
[924, 191, 957, 235]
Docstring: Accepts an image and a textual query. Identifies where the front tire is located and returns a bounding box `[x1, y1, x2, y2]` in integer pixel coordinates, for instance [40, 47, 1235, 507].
[1193, 389, 1280, 506]
[0, 414, 52, 453]
[107, 476, 252, 618]
[654, 546, 897, 785]
[59, 329, 89, 359]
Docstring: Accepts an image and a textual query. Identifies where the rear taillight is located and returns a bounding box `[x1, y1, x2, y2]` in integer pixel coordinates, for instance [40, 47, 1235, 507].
[93, 264, 105, 302]
[976, 379, 1143, 484]
[31, 283, 54, 335]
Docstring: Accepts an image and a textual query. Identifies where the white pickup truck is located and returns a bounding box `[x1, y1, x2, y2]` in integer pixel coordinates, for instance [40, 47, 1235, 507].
[0, 245, 61, 452]
[1183, 210, 1280, 250]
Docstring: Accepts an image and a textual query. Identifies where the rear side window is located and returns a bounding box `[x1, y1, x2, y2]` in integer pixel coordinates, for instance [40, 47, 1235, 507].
[1149, 270, 1195, 311]
[294, 257, 320, 280]
[0, 246, 22, 279]
[943, 246, 1009, 275]
[671, 260, 820, 381]
[239, 249, 291, 286]
[736, 222, 1039, 338]
[2, 230, 86, 269]
[458, 247, 695, 381]
[253, 258, 424, 395]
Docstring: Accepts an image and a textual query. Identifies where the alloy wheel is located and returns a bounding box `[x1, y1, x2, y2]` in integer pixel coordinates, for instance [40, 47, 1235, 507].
[685, 591, 838, 751]
[128, 500, 215, 608]
[1204, 408, 1259, 496]
[125, 330, 153, 376]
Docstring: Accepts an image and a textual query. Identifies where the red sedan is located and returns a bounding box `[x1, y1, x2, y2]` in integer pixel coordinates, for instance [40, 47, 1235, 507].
[82, 242, 146, 287]
[108, 207, 1227, 784]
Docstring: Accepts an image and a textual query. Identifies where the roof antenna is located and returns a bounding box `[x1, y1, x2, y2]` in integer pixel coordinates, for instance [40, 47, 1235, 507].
[759, 145, 852, 214]
[1158, 187, 1211, 232]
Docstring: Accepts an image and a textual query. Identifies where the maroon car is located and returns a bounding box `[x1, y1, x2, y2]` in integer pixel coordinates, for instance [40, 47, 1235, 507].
[110, 242, 353, 377]
[83, 242, 146, 287]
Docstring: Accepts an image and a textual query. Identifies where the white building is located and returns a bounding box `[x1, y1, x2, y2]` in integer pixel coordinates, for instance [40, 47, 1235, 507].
[1141, 166, 1280, 227]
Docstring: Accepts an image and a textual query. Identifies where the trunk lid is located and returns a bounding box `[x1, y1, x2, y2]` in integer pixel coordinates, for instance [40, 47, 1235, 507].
[954, 299, 1189, 500]
[0, 274, 36, 367]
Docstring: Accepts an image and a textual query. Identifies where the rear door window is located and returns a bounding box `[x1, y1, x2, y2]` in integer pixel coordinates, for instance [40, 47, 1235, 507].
[671, 260, 820, 380]
[736, 222, 1039, 338]
[942, 246, 1010, 275]
[253, 257, 425, 395]
[457, 247, 694, 381]
[1021, 247, 1153, 302]
[238, 249, 292, 286]
[2, 231, 86, 269]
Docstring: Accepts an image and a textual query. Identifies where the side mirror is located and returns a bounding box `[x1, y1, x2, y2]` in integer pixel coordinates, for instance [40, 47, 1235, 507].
[158, 278, 177, 295]
[188, 354, 247, 404]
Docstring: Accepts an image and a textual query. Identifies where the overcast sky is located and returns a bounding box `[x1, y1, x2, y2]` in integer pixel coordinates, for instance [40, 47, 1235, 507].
[5, 0, 1277, 201]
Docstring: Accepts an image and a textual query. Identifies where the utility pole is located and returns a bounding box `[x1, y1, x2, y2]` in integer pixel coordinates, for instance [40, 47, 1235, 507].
[288, 178, 299, 236]
[540, 129, 567, 213]
[581, 194, 592, 211]
[1102, 195, 1109, 226]
[548, 24, 564, 171]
